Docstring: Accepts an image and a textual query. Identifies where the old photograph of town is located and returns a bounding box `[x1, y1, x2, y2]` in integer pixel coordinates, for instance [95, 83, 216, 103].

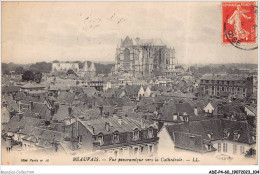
[1, 1, 258, 166]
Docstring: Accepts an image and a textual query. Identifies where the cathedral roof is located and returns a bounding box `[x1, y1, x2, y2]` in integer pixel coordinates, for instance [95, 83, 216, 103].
[121, 36, 165, 47]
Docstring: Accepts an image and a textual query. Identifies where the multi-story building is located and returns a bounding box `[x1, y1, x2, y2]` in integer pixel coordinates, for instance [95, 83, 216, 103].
[115, 36, 175, 76]
[199, 74, 253, 98]
[88, 80, 104, 92]
[76, 116, 159, 157]
[52, 62, 79, 72]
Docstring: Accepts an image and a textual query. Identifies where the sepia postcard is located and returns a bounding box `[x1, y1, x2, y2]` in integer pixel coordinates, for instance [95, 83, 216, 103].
[1, 1, 258, 166]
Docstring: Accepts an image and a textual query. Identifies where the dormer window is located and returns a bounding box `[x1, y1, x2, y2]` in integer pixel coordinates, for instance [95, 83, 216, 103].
[97, 134, 104, 145]
[105, 122, 110, 132]
[133, 129, 139, 141]
[172, 114, 178, 121]
[205, 144, 212, 151]
[233, 131, 240, 141]
[252, 135, 256, 142]
[113, 132, 120, 143]
[223, 129, 230, 138]
[183, 115, 189, 122]
[148, 128, 154, 138]
[207, 132, 213, 140]
[230, 115, 236, 121]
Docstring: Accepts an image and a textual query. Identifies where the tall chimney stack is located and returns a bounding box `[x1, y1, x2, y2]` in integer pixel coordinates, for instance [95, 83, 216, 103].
[29, 101, 34, 111]
[194, 106, 198, 116]
[118, 116, 123, 125]
[18, 113, 23, 121]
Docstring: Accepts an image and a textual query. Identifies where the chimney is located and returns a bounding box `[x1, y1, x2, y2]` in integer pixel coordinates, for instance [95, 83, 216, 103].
[173, 113, 178, 121]
[194, 106, 198, 116]
[99, 106, 103, 118]
[118, 116, 123, 125]
[54, 103, 59, 113]
[141, 118, 145, 129]
[45, 120, 50, 126]
[18, 101, 21, 112]
[92, 126, 95, 134]
[68, 107, 72, 116]
[29, 101, 33, 111]
[18, 113, 23, 121]
[183, 112, 189, 122]
[51, 108, 55, 116]
[105, 122, 110, 132]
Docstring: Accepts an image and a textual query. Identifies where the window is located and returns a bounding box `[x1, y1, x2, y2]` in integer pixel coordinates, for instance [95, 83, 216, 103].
[206, 144, 212, 151]
[233, 144, 237, 154]
[218, 143, 221, 152]
[148, 145, 153, 156]
[233, 131, 240, 141]
[223, 129, 230, 138]
[133, 129, 139, 141]
[134, 147, 139, 155]
[148, 128, 154, 138]
[97, 134, 104, 145]
[240, 146, 244, 154]
[223, 143, 228, 152]
[252, 135, 256, 142]
[78, 135, 82, 143]
[140, 146, 144, 154]
[113, 132, 120, 143]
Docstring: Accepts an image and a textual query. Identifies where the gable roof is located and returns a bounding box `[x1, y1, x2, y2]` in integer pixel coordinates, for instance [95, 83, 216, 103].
[164, 117, 256, 154]
[3, 115, 44, 135]
[72, 107, 100, 120]
[124, 85, 141, 96]
[57, 91, 76, 104]
[173, 131, 210, 153]
[2, 85, 21, 93]
[82, 87, 97, 97]
[20, 95, 46, 104]
[49, 84, 70, 91]
[52, 104, 71, 122]
[13, 91, 26, 101]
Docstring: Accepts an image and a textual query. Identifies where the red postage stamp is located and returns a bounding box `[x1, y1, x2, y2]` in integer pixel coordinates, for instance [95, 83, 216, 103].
[222, 2, 257, 47]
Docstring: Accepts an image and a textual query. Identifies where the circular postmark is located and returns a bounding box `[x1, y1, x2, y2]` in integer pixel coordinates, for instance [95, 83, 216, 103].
[223, 4, 258, 50]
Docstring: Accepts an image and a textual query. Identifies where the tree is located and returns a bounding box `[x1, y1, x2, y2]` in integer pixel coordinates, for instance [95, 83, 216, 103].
[67, 69, 78, 77]
[15, 66, 25, 74]
[67, 69, 75, 75]
[29, 62, 52, 73]
[22, 70, 34, 81]
[245, 148, 256, 158]
[53, 60, 60, 63]
[34, 72, 43, 83]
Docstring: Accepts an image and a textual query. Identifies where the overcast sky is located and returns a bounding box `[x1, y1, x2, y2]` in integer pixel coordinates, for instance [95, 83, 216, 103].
[2, 1, 258, 64]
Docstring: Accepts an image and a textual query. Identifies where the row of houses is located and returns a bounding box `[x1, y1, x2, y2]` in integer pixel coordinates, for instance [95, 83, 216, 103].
[1, 70, 257, 160]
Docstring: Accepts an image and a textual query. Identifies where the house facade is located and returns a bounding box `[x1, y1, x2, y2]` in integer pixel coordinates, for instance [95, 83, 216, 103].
[199, 74, 253, 98]
[75, 116, 159, 157]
